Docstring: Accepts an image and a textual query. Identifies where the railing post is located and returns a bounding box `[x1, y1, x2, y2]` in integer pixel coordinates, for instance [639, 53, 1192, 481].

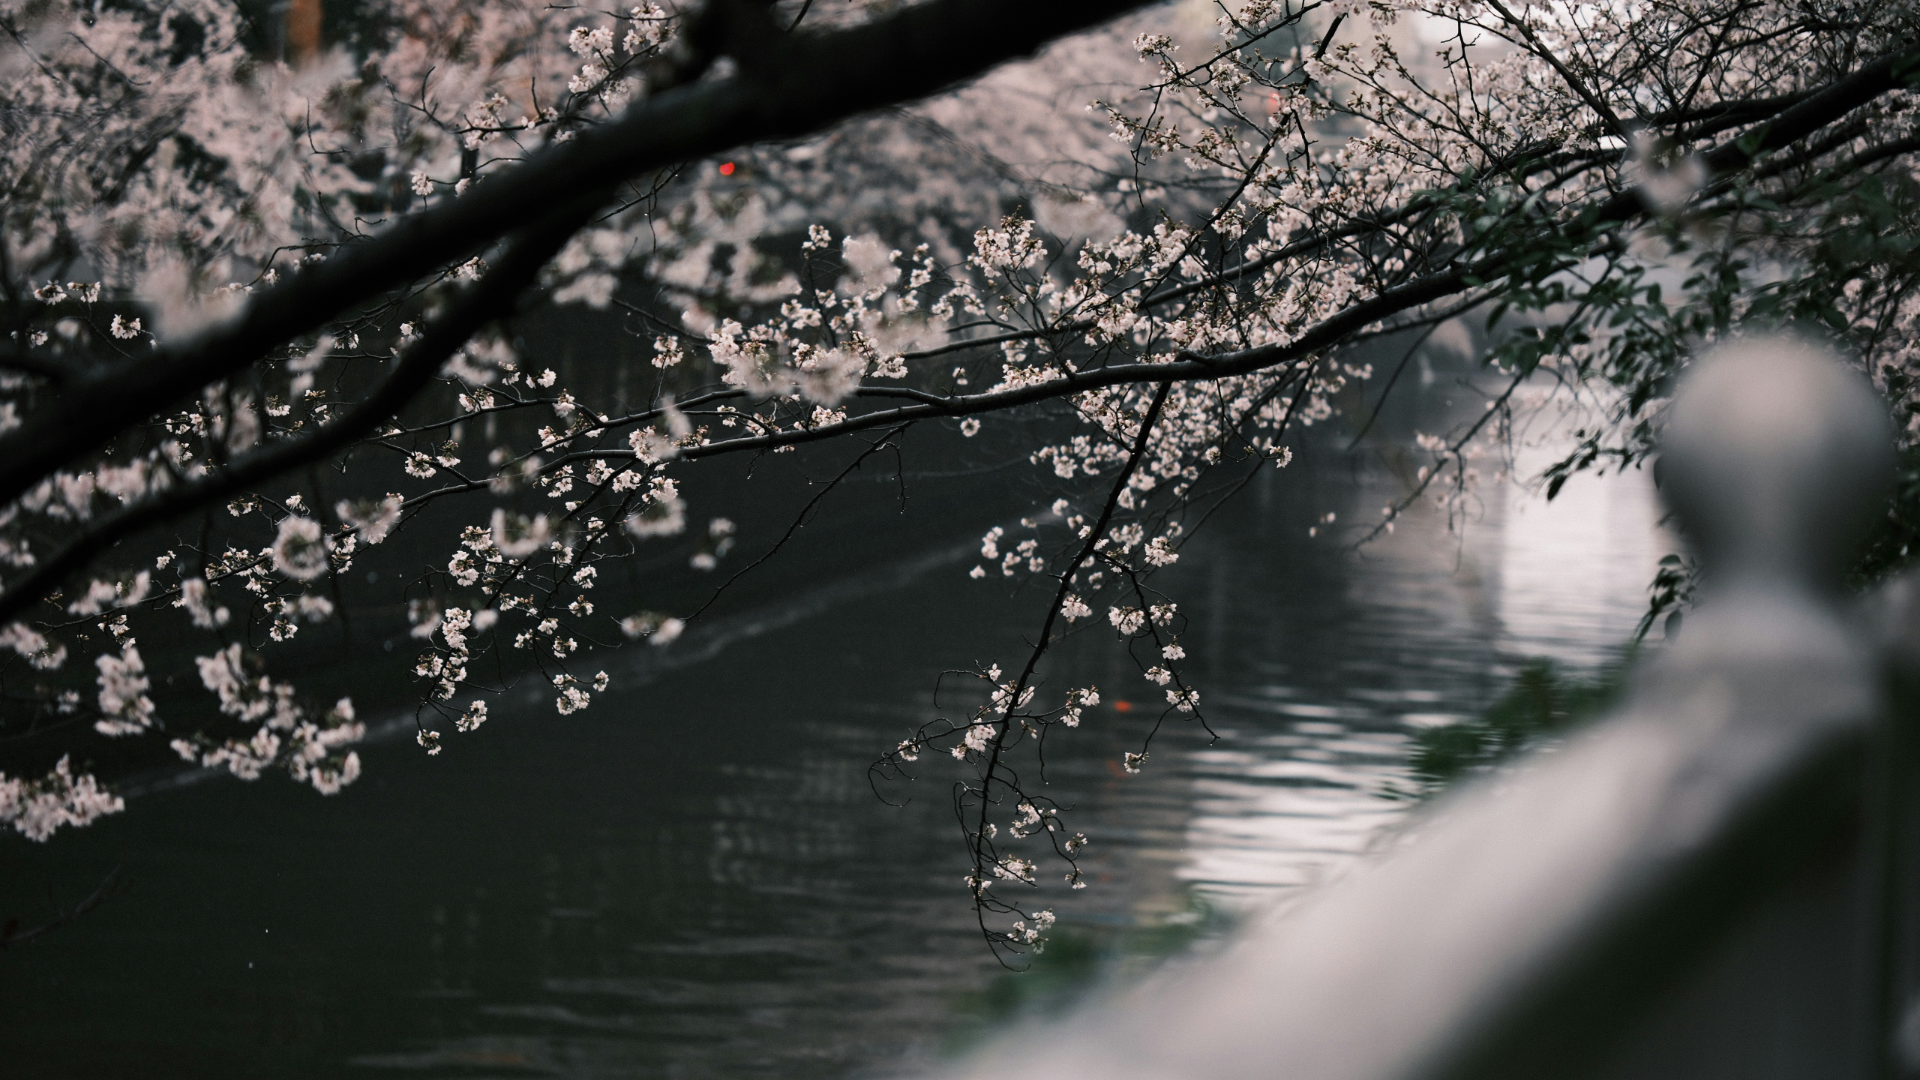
[1872, 575, 1920, 1077]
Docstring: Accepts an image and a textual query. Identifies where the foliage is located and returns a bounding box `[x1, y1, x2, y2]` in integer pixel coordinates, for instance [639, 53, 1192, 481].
[1398, 655, 1627, 797]
[1635, 553, 1696, 642]
[944, 889, 1230, 1051]
[1852, 443, 1920, 587]
[3, 0, 1920, 958]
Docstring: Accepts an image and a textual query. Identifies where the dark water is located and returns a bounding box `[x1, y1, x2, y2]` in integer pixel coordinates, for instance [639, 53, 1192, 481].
[0, 417, 1662, 1078]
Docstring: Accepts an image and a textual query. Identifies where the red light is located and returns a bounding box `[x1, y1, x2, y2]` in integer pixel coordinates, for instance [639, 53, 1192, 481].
[718, 161, 736, 176]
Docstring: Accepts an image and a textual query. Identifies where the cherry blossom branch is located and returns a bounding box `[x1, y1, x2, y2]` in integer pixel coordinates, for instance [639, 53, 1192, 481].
[896, 63, 1886, 368]
[0, 0, 1154, 514]
[1481, 0, 1629, 140]
[1352, 366, 1533, 549]
[0, 199, 605, 625]
[681, 264, 1486, 460]
[680, 423, 913, 622]
[964, 380, 1171, 954]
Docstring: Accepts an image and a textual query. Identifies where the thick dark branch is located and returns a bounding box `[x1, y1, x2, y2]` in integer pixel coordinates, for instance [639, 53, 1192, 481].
[1543, 46, 1920, 222]
[0, 0, 1153, 513]
[1654, 88, 1817, 143]
[0, 345, 83, 382]
[1809, 132, 1920, 186]
[0, 199, 605, 626]
[1701, 47, 1920, 174]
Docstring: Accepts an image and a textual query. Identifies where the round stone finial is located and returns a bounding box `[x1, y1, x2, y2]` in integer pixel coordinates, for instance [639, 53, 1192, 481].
[1659, 335, 1894, 592]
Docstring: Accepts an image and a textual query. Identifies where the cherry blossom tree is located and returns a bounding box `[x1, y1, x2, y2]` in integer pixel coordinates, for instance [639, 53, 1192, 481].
[4, 0, 1920, 957]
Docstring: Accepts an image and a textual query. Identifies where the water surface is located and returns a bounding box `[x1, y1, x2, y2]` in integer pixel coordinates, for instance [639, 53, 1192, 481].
[0, 410, 1664, 1078]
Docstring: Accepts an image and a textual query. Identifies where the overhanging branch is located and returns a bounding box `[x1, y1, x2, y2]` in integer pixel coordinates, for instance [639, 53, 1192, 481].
[0, 0, 1155, 513]
[6, 36, 1920, 625]
[0, 198, 606, 625]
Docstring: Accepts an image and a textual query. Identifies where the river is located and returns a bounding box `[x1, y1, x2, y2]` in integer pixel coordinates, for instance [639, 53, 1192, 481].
[0, 383, 1665, 1078]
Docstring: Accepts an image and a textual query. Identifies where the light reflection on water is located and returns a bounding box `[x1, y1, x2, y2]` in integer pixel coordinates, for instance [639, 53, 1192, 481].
[1156, 448, 1663, 914]
[0, 429, 1663, 1079]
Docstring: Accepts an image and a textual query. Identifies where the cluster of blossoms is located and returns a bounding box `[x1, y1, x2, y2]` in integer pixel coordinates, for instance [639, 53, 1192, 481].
[0, 755, 125, 842]
[167, 643, 364, 793]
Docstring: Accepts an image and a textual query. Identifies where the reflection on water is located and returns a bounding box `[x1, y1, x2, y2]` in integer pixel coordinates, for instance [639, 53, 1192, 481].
[1164, 444, 1665, 910]
[0, 424, 1662, 1078]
